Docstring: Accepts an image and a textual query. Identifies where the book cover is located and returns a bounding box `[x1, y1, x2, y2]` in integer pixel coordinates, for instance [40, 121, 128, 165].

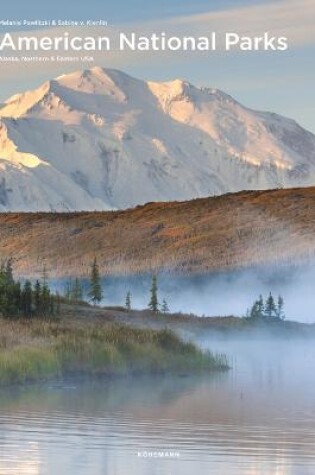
[0, 1, 314, 474]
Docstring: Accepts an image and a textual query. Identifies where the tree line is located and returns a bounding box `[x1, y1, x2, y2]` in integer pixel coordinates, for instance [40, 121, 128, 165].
[1, 256, 285, 322]
[247, 292, 285, 320]
[65, 266, 170, 314]
[0, 259, 60, 318]
[0, 257, 104, 319]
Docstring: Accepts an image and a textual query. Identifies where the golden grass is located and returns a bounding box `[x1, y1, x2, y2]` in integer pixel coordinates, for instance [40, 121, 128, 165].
[1, 187, 315, 278]
[0, 318, 229, 385]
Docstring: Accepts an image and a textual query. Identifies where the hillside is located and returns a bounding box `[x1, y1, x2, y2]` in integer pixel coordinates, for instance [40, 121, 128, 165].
[1, 67, 315, 211]
[1, 187, 315, 278]
[62, 303, 315, 341]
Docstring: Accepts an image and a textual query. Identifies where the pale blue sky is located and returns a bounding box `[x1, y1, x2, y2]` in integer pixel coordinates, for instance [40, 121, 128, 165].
[0, 0, 314, 132]
[0, 0, 272, 23]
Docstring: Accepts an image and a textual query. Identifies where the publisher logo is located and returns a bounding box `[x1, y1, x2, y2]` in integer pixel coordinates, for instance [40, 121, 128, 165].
[137, 450, 180, 459]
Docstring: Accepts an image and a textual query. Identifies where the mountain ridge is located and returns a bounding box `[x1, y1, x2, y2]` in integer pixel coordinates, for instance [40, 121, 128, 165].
[0, 67, 315, 211]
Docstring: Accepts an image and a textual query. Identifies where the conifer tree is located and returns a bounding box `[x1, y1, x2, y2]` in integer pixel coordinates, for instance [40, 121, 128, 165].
[41, 284, 51, 316]
[250, 295, 265, 319]
[249, 300, 258, 319]
[64, 279, 72, 301]
[148, 275, 159, 312]
[56, 291, 61, 315]
[22, 280, 33, 318]
[0, 264, 7, 313]
[5, 258, 14, 285]
[161, 299, 169, 314]
[3, 281, 20, 317]
[0, 260, 22, 316]
[0, 260, 59, 319]
[12, 281, 21, 317]
[257, 295, 264, 318]
[265, 292, 277, 319]
[34, 280, 41, 315]
[125, 291, 132, 311]
[42, 263, 48, 287]
[73, 278, 83, 301]
[88, 258, 103, 305]
[276, 295, 285, 320]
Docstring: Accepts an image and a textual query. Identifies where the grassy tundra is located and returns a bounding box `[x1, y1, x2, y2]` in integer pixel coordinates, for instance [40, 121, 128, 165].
[1, 187, 315, 278]
[0, 317, 228, 386]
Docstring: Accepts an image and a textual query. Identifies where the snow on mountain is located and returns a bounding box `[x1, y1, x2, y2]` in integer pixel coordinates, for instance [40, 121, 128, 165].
[0, 66, 314, 211]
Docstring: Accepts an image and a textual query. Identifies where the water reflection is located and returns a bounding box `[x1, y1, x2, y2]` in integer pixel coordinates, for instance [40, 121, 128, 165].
[0, 341, 315, 475]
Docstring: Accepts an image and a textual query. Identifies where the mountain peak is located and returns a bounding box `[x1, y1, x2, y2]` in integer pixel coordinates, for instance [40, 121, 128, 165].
[0, 81, 52, 118]
[148, 78, 194, 103]
[54, 67, 131, 104]
[0, 67, 315, 212]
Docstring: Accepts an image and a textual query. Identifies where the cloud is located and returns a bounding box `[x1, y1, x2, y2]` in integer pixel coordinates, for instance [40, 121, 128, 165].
[170, 0, 315, 48]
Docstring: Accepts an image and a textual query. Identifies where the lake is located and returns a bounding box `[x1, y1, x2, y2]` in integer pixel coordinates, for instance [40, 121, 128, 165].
[0, 339, 315, 474]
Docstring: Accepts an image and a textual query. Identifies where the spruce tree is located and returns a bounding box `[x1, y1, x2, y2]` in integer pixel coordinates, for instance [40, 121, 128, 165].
[22, 280, 33, 318]
[125, 291, 132, 311]
[265, 292, 277, 319]
[3, 280, 18, 317]
[34, 280, 41, 315]
[257, 295, 264, 318]
[161, 299, 169, 314]
[13, 282, 21, 317]
[73, 278, 83, 301]
[64, 279, 72, 301]
[41, 284, 51, 316]
[0, 260, 17, 316]
[148, 275, 159, 312]
[0, 260, 59, 319]
[248, 295, 265, 319]
[42, 264, 48, 288]
[56, 291, 61, 315]
[0, 264, 7, 314]
[88, 258, 103, 305]
[5, 258, 14, 285]
[249, 300, 259, 319]
[276, 295, 285, 320]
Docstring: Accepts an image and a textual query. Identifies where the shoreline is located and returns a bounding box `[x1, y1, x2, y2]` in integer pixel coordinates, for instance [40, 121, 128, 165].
[0, 314, 229, 387]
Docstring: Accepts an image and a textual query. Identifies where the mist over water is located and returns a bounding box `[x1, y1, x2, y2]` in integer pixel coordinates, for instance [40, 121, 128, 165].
[1, 338, 315, 475]
[56, 264, 315, 323]
[3, 265, 315, 473]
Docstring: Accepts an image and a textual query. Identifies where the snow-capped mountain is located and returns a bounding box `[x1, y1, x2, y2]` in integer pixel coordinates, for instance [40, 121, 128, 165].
[0, 66, 314, 211]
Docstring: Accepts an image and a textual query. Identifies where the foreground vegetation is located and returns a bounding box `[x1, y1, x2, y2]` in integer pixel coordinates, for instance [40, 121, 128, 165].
[0, 318, 228, 386]
[0, 259, 227, 387]
[85, 304, 315, 340]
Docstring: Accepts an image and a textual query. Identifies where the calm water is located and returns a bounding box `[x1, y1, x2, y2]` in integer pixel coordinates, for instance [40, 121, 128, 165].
[0, 340, 315, 475]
